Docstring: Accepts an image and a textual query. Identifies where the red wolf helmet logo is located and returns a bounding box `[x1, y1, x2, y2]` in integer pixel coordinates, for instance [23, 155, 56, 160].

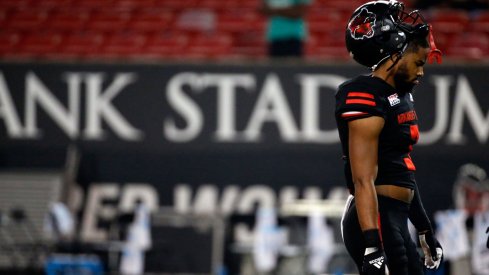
[348, 8, 377, 40]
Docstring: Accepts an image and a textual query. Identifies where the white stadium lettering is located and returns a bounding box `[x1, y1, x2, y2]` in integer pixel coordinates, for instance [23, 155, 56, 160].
[0, 71, 487, 145]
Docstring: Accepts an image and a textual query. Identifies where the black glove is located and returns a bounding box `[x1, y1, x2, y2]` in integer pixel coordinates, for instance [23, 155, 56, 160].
[486, 226, 489, 249]
[362, 247, 389, 275]
[362, 229, 389, 275]
[419, 230, 443, 269]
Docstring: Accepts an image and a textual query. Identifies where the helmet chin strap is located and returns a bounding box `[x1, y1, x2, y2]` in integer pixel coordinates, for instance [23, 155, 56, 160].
[371, 55, 390, 71]
[371, 43, 408, 72]
[386, 52, 403, 71]
[370, 53, 401, 72]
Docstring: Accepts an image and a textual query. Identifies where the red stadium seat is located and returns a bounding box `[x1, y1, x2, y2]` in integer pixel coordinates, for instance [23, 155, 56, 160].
[431, 32, 449, 55]
[162, 0, 197, 10]
[5, 9, 48, 31]
[446, 32, 489, 60]
[57, 32, 105, 59]
[115, 0, 157, 10]
[306, 34, 349, 60]
[0, 0, 31, 11]
[0, 31, 21, 57]
[315, 0, 362, 9]
[0, 10, 7, 30]
[232, 30, 266, 58]
[99, 33, 147, 58]
[217, 11, 264, 33]
[85, 10, 131, 33]
[429, 9, 470, 35]
[140, 32, 189, 58]
[2, 0, 485, 62]
[473, 11, 489, 34]
[128, 10, 173, 33]
[30, 0, 74, 10]
[174, 9, 217, 34]
[315, 0, 362, 17]
[225, 0, 260, 10]
[199, 0, 258, 11]
[199, 0, 222, 10]
[16, 32, 62, 58]
[45, 9, 90, 33]
[429, 10, 470, 50]
[186, 33, 233, 59]
[77, 0, 116, 9]
[308, 10, 345, 35]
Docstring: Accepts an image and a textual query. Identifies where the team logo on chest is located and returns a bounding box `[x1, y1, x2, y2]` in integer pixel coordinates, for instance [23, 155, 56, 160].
[387, 93, 401, 106]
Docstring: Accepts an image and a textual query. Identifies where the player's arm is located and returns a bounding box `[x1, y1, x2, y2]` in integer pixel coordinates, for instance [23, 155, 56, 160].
[349, 116, 389, 274]
[410, 184, 443, 269]
[409, 184, 431, 232]
[348, 116, 384, 232]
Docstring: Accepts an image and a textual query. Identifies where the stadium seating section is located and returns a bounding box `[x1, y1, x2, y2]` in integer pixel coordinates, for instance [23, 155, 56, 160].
[0, 0, 488, 61]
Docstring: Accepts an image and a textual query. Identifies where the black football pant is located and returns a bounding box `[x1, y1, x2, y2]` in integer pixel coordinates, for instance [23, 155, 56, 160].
[341, 195, 424, 275]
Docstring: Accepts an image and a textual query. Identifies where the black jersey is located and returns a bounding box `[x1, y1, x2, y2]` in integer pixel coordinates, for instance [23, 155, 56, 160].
[335, 75, 419, 193]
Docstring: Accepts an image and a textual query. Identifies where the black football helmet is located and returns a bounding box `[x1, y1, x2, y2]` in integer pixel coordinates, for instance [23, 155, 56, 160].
[345, 0, 441, 70]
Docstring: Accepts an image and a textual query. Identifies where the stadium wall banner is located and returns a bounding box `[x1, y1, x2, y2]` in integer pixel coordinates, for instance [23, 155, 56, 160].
[0, 62, 488, 242]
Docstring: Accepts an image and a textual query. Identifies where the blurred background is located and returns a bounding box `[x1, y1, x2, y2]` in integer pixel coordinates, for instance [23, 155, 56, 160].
[1, 0, 489, 274]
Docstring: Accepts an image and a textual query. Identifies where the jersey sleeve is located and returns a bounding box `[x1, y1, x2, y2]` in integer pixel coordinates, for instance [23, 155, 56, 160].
[335, 86, 386, 121]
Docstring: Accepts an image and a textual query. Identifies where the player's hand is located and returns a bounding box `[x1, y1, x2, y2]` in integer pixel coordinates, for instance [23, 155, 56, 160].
[419, 231, 443, 269]
[362, 247, 389, 275]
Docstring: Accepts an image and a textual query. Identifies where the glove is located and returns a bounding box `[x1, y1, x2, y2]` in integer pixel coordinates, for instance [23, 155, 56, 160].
[362, 229, 389, 275]
[362, 247, 389, 275]
[419, 231, 443, 269]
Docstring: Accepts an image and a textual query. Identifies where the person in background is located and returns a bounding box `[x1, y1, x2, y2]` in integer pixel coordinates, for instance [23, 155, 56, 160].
[259, 0, 311, 58]
[336, 1, 444, 274]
